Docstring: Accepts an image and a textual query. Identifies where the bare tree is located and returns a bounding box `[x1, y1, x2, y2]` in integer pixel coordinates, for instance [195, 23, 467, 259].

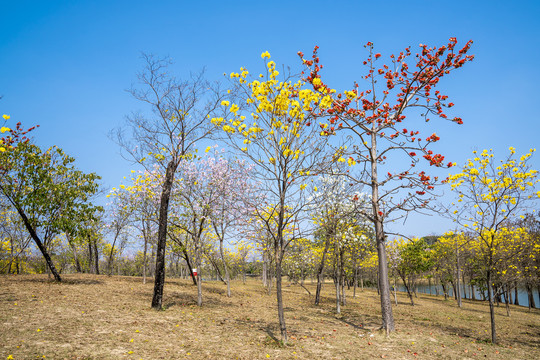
[113, 54, 224, 309]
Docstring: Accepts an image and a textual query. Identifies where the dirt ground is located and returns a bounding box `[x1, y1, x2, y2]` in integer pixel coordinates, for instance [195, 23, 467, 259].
[0, 274, 539, 359]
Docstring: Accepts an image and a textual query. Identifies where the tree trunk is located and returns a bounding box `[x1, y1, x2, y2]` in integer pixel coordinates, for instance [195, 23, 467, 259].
[456, 246, 462, 308]
[267, 261, 273, 295]
[92, 238, 99, 275]
[107, 233, 119, 275]
[505, 283, 511, 317]
[174, 234, 197, 286]
[462, 273, 468, 300]
[15, 207, 61, 281]
[527, 283, 536, 309]
[262, 251, 268, 287]
[335, 276, 341, 314]
[514, 281, 519, 305]
[393, 278, 398, 306]
[7, 238, 14, 274]
[142, 218, 149, 284]
[196, 268, 203, 306]
[152, 160, 176, 310]
[401, 276, 414, 306]
[353, 266, 358, 298]
[340, 251, 346, 306]
[442, 283, 448, 300]
[219, 238, 231, 297]
[87, 240, 93, 274]
[195, 239, 203, 307]
[375, 220, 394, 333]
[66, 234, 82, 273]
[275, 257, 287, 344]
[150, 242, 155, 277]
[487, 270, 498, 344]
[315, 235, 331, 306]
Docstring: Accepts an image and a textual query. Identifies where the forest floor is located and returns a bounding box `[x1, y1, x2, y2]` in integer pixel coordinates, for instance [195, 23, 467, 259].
[0, 274, 539, 359]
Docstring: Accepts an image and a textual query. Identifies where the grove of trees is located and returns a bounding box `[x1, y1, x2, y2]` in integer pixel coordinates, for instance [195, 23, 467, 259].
[1, 38, 539, 346]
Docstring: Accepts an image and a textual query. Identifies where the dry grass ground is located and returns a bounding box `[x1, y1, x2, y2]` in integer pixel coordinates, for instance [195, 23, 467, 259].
[0, 274, 539, 359]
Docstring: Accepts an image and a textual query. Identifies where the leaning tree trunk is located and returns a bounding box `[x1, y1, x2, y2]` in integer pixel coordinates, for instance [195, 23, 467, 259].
[400, 274, 415, 306]
[152, 160, 176, 310]
[171, 232, 197, 286]
[107, 233, 119, 275]
[16, 207, 61, 281]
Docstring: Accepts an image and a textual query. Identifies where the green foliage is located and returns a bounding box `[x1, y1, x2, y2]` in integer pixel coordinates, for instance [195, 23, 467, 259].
[0, 142, 102, 238]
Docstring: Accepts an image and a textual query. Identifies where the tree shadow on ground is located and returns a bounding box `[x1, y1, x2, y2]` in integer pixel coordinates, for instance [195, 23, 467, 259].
[511, 323, 540, 348]
[162, 291, 235, 309]
[13, 276, 103, 285]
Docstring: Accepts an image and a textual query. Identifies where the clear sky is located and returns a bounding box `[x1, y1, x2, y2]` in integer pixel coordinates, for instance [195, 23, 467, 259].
[1, 0, 539, 238]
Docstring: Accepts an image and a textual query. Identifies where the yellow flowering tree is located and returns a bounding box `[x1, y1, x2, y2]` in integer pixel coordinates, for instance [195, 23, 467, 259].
[447, 147, 539, 343]
[308, 173, 370, 306]
[392, 237, 434, 306]
[109, 169, 161, 283]
[431, 231, 473, 307]
[212, 52, 336, 343]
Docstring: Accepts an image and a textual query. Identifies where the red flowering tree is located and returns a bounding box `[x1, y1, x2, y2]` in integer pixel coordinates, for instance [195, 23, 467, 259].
[300, 38, 474, 333]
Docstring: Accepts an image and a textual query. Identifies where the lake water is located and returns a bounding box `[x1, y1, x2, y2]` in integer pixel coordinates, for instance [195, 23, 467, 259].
[395, 284, 539, 308]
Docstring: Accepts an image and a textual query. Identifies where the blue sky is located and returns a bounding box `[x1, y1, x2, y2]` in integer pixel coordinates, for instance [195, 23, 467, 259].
[1, 0, 539, 237]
